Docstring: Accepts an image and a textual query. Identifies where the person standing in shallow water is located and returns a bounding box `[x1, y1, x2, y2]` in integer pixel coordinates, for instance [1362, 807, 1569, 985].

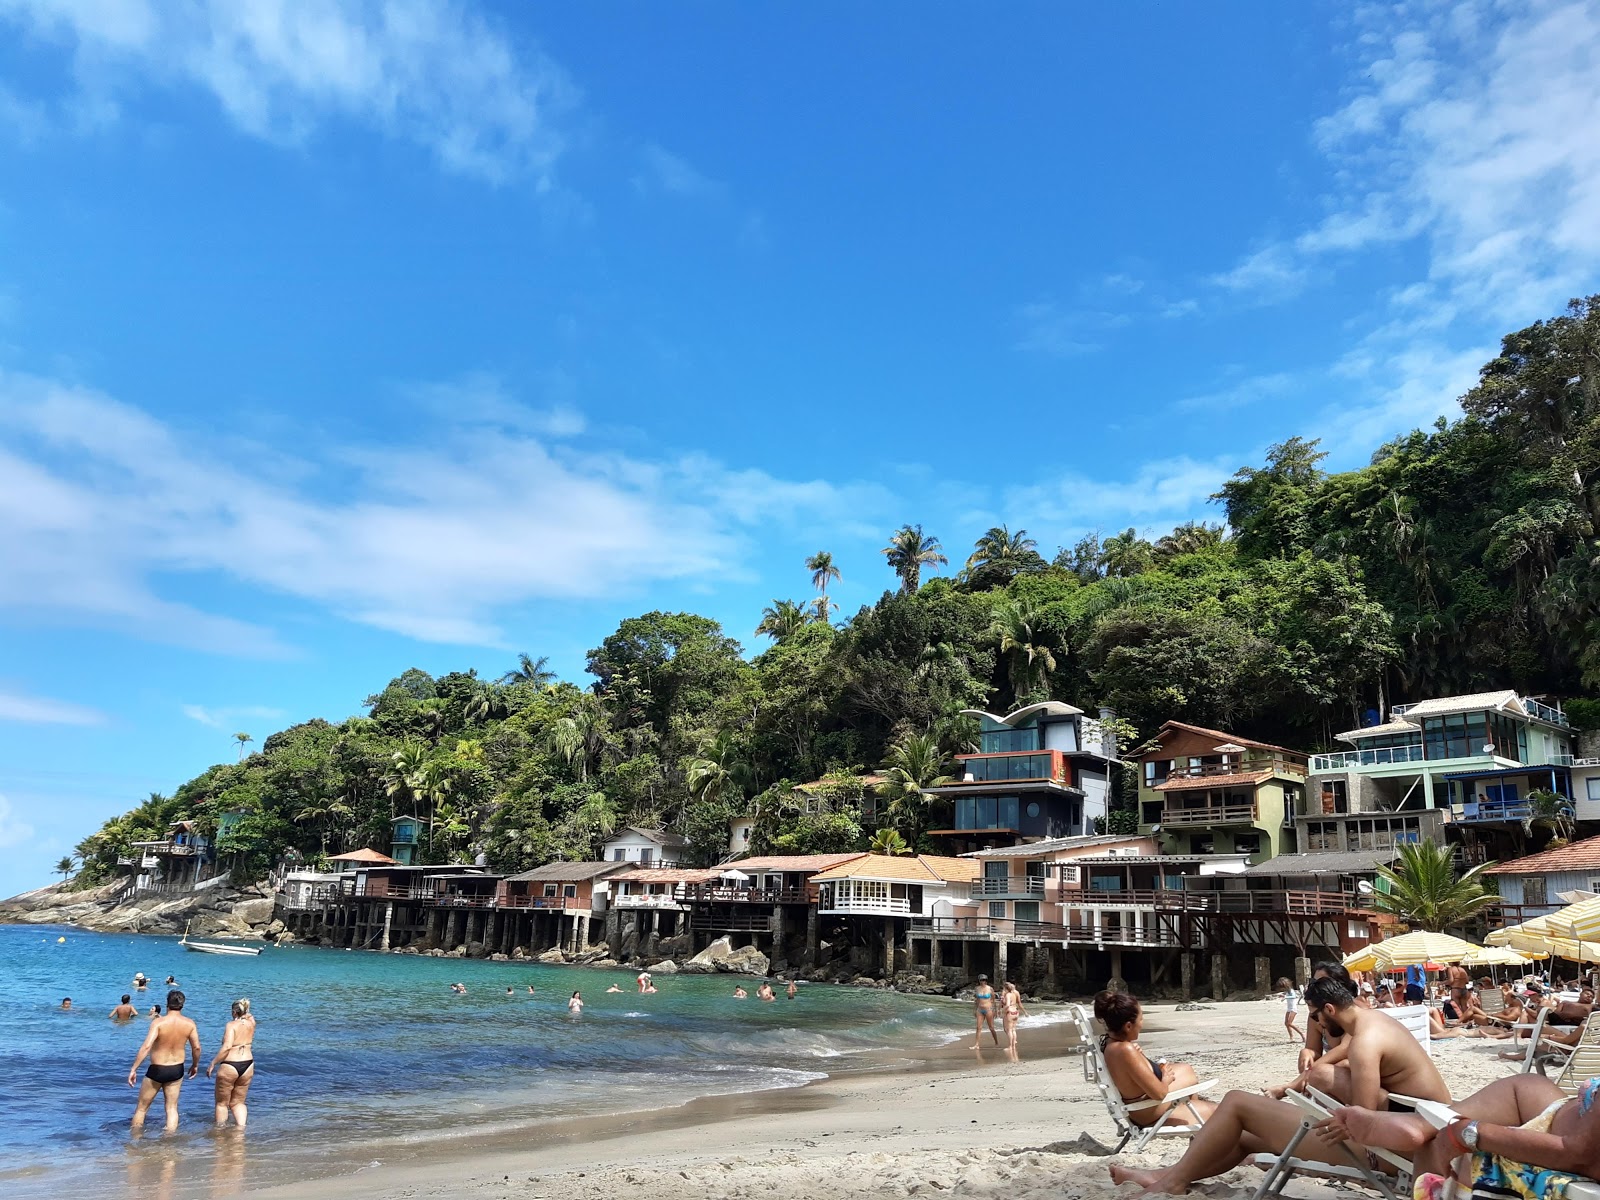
[128, 989, 201, 1132]
[972, 974, 1000, 1049]
[207, 998, 256, 1128]
[110, 995, 138, 1021]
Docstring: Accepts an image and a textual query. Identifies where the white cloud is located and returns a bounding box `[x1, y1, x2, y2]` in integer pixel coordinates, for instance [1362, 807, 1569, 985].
[1173, 372, 1297, 415]
[1003, 455, 1238, 546]
[0, 793, 33, 848]
[181, 704, 286, 729]
[0, 687, 105, 725]
[633, 143, 722, 199]
[0, 0, 575, 184]
[1209, 245, 1308, 299]
[0, 369, 888, 652]
[1013, 302, 1128, 357]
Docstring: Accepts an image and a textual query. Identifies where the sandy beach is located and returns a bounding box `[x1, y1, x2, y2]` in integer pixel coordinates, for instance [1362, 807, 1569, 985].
[247, 999, 1516, 1200]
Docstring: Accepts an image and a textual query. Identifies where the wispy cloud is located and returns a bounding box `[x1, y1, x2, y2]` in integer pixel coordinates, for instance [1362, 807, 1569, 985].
[0, 369, 893, 652]
[1208, 245, 1308, 300]
[0, 687, 106, 726]
[1013, 302, 1127, 357]
[1173, 372, 1297, 415]
[0, 793, 33, 849]
[1003, 454, 1238, 547]
[633, 143, 722, 199]
[180, 704, 286, 730]
[0, 0, 575, 184]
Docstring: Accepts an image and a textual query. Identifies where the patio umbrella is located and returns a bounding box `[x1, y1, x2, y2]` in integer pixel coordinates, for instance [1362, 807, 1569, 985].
[1461, 944, 1533, 967]
[1368, 930, 1478, 969]
[1342, 946, 1381, 973]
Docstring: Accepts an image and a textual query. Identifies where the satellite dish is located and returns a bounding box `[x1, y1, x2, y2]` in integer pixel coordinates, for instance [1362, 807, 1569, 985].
[1357, 879, 1374, 894]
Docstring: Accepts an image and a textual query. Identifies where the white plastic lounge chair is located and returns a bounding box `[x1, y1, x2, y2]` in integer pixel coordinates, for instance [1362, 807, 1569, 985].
[1251, 1085, 1413, 1200]
[1067, 1004, 1216, 1153]
[1511, 1007, 1573, 1074]
[1385, 1004, 1434, 1056]
[1548, 1011, 1600, 1094]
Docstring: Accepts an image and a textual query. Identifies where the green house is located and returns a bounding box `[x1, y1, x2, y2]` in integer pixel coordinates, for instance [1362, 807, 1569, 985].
[390, 815, 422, 866]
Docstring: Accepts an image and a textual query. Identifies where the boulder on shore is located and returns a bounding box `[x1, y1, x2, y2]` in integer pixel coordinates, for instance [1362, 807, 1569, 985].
[537, 947, 567, 964]
[681, 936, 733, 974]
[721, 945, 770, 976]
[231, 898, 276, 927]
[646, 959, 679, 975]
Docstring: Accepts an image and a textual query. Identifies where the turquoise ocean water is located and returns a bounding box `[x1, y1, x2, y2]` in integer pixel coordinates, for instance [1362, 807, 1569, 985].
[0, 923, 973, 1198]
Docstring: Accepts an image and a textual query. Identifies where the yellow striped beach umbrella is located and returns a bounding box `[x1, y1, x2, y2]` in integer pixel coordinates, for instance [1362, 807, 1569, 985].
[1369, 930, 1479, 969]
[1460, 944, 1533, 967]
[1342, 946, 1381, 973]
[1548, 895, 1600, 942]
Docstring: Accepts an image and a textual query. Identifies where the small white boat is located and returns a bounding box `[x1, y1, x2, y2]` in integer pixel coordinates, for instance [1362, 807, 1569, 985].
[180, 928, 263, 956]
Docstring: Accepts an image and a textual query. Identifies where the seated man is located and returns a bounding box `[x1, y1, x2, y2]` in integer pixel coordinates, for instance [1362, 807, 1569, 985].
[1319, 1072, 1600, 1192]
[1112, 979, 1451, 1195]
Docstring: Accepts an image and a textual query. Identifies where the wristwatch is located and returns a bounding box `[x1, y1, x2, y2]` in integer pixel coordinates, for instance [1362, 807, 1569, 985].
[1458, 1120, 1480, 1150]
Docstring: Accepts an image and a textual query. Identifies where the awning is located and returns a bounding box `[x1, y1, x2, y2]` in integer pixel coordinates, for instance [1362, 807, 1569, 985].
[1440, 764, 1569, 783]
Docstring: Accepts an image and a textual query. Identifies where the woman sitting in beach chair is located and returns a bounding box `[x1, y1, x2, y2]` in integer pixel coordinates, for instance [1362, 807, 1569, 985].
[1095, 992, 1217, 1128]
[1318, 1073, 1600, 1199]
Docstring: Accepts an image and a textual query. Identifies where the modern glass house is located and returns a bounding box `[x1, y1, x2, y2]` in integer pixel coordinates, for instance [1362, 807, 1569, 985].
[1307, 691, 1577, 863]
[922, 701, 1118, 853]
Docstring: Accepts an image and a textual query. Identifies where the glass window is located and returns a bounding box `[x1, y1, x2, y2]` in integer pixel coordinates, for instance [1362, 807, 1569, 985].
[1026, 800, 1041, 819]
[543, 884, 558, 897]
[955, 797, 974, 829]
[564, 884, 577, 898]
[1589, 777, 1600, 802]
[988, 901, 1006, 919]
[976, 796, 997, 828]
[998, 796, 1019, 829]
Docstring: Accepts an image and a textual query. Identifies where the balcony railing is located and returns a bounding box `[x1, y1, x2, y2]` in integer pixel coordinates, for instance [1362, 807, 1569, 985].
[1310, 743, 1426, 771]
[953, 750, 1067, 785]
[820, 895, 914, 915]
[1159, 802, 1256, 826]
[681, 885, 810, 905]
[972, 877, 1046, 899]
[1158, 757, 1307, 782]
[1524, 698, 1570, 727]
[612, 893, 688, 910]
[1456, 799, 1532, 823]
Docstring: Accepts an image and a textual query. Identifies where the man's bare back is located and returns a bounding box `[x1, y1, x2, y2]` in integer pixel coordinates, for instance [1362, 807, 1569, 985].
[129, 991, 201, 1132]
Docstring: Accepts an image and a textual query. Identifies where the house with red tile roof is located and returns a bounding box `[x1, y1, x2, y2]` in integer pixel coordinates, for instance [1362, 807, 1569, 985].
[1486, 836, 1600, 919]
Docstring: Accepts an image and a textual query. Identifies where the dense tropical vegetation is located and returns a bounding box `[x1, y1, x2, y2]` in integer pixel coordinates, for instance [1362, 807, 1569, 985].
[70, 298, 1600, 885]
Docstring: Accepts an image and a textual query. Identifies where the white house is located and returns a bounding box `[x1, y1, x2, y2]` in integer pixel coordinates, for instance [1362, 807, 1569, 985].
[727, 815, 755, 859]
[601, 826, 689, 868]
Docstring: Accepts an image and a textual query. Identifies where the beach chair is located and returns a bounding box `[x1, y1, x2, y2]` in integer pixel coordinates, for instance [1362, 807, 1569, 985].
[1386, 1004, 1434, 1056]
[1474, 990, 1512, 1029]
[1251, 1085, 1413, 1200]
[1067, 1005, 1216, 1153]
[1547, 1011, 1600, 1094]
[1510, 1007, 1572, 1075]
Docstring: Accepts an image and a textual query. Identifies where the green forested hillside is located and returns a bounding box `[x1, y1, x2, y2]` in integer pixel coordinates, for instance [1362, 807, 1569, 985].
[72, 298, 1600, 882]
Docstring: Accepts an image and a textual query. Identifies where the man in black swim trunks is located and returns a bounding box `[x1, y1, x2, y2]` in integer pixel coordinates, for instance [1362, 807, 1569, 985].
[128, 989, 201, 1132]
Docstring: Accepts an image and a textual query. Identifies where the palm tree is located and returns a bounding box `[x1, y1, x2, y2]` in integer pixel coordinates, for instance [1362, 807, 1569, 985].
[805, 550, 841, 622]
[756, 599, 810, 642]
[233, 732, 253, 760]
[810, 595, 838, 624]
[546, 701, 613, 782]
[990, 599, 1057, 703]
[1524, 789, 1577, 846]
[500, 653, 557, 688]
[576, 791, 620, 841]
[869, 828, 912, 856]
[383, 739, 429, 818]
[416, 758, 456, 857]
[878, 732, 954, 844]
[464, 681, 508, 724]
[1098, 528, 1155, 577]
[55, 855, 76, 881]
[882, 524, 947, 594]
[1370, 841, 1499, 932]
[1154, 521, 1225, 560]
[963, 525, 1043, 588]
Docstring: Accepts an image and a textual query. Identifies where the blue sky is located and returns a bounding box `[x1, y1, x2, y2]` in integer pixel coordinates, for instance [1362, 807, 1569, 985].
[1, 1, 1598, 895]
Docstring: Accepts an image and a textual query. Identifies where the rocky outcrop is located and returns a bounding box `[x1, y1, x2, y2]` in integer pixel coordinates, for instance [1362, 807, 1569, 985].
[680, 937, 769, 977]
[0, 877, 278, 941]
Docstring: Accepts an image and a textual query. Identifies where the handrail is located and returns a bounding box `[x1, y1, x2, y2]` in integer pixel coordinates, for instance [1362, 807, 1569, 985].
[1159, 803, 1256, 825]
[1310, 744, 1425, 771]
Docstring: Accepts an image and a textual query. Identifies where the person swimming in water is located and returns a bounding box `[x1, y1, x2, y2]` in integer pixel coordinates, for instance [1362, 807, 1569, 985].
[128, 990, 201, 1132]
[757, 982, 775, 1002]
[59, 997, 72, 1011]
[606, 984, 624, 993]
[206, 998, 256, 1128]
[110, 995, 138, 1021]
[786, 980, 797, 1000]
[568, 991, 583, 1014]
[972, 975, 1000, 1049]
[732, 985, 748, 999]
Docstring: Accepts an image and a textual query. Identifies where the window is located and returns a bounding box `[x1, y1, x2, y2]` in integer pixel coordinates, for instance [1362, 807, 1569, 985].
[1193, 836, 1214, 854]
[980, 726, 1040, 754]
[1523, 877, 1547, 908]
[563, 884, 577, 898]
[612, 849, 626, 861]
[1319, 780, 1347, 815]
[639, 848, 653, 865]
[543, 884, 558, 897]
[1142, 801, 1164, 825]
[988, 902, 1006, 919]
[1234, 833, 1261, 856]
[1587, 777, 1600, 802]
[1026, 801, 1041, 819]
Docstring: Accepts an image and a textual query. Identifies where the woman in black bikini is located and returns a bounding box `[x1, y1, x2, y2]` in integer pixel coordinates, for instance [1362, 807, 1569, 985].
[207, 998, 256, 1128]
[1097, 991, 1215, 1126]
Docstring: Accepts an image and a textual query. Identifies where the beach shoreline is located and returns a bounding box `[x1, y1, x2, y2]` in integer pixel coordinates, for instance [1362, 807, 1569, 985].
[239, 1000, 1520, 1200]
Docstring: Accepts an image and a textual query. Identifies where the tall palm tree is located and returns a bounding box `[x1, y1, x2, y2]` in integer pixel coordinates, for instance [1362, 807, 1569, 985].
[878, 732, 954, 844]
[1098, 528, 1155, 577]
[869, 828, 912, 856]
[416, 758, 456, 858]
[805, 550, 841, 622]
[1370, 841, 1499, 931]
[546, 701, 613, 782]
[55, 855, 77, 881]
[233, 732, 253, 760]
[383, 739, 429, 818]
[464, 681, 508, 724]
[499, 653, 557, 688]
[755, 599, 809, 642]
[963, 525, 1043, 588]
[882, 524, 947, 594]
[990, 599, 1057, 703]
[810, 595, 838, 624]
